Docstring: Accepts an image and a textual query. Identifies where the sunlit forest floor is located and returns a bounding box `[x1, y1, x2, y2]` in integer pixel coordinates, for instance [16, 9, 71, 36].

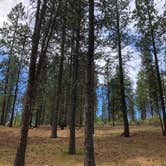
[0, 125, 166, 166]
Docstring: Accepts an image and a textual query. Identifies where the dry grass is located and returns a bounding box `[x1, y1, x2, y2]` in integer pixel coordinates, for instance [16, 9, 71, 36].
[0, 125, 166, 166]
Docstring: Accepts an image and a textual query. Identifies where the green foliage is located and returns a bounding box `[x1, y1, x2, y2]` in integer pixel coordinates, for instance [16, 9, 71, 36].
[0, 2, 31, 125]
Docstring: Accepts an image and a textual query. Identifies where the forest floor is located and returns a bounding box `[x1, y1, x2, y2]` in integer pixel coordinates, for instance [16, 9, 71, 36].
[0, 125, 166, 166]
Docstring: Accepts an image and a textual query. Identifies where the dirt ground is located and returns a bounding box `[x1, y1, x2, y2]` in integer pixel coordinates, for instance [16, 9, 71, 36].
[0, 125, 166, 166]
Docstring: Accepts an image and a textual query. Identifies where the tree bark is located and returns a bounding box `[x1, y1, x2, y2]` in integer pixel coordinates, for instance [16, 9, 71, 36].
[69, 18, 81, 153]
[84, 0, 96, 165]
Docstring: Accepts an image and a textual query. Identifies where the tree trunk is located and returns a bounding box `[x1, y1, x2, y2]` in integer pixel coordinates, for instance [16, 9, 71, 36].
[116, 0, 130, 137]
[112, 100, 115, 127]
[41, 95, 46, 125]
[14, 1, 47, 165]
[9, 41, 25, 127]
[35, 108, 40, 128]
[84, 0, 96, 165]
[79, 93, 84, 128]
[63, 85, 67, 127]
[107, 84, 111, 123]
[141, 102, 146, 120]
[51, 25, 66, 138]
[69, 19, 80, 153]
[153, 82, 165, 136]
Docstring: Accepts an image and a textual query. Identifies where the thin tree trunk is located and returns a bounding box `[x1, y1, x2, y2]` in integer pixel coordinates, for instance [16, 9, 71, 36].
[141, 105, 146, 120]
[112, 100, 115, 127]
[9, 65, 21, 127]
[63, 85, 67, 127]
[9, 41, 25, 127]
[149, 95, 154, 118]
[51, 26, 66, 138]
[107, 84, 111, 123]
[116, 0, 130, 137]
[79, 91, 84, 128]
[41, 95, 46, 125]
[35, 108, 40, 128]
[156, 100, 165, 136]
[66, 31, 74, 127]
[4, 91, 12, 123]
[153, 83, 165, 136]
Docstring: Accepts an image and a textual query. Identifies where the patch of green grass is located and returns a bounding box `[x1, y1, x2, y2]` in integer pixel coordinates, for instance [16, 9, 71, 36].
[54, 148, 83, 166]
[60, 146, 84, 155]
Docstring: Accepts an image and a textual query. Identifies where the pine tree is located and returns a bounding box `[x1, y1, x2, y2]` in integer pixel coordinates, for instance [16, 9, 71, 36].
[14, 0, 48, 165]
[9, 24, 31, 127]
[68, 0, 83, 155]
[84, 0, 96, 165]
[134, 0, 166, 135]
[100, 0, 130, 136]
[0, 3, 26, 125]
